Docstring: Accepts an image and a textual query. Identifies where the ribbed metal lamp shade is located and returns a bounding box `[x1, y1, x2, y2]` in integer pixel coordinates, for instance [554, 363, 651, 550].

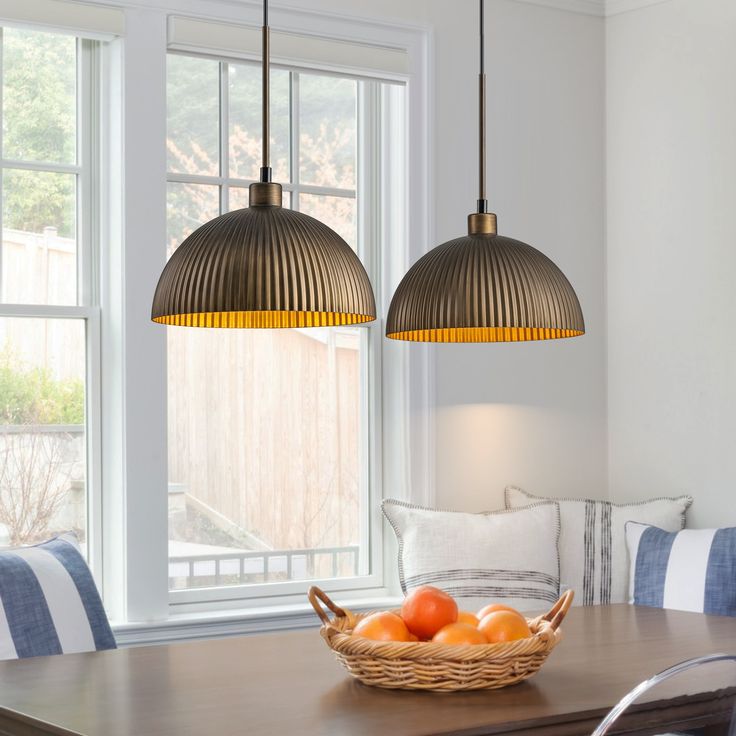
[153, 3, 376, 330]
[386, 229, 585, 343]
[385, 1, 585, 344]
[152, 183, 376, 328]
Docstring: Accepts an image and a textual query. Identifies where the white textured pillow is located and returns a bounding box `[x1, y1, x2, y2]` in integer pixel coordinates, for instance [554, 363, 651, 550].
[505, 486, 692, 606]
[382, 499, 561, 613]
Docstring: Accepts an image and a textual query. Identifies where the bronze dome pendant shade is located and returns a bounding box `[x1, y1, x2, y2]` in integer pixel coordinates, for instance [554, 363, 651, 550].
[385, 1, 584, 343]
[151, 182, 375, 328]
[151, 1, 375, 329]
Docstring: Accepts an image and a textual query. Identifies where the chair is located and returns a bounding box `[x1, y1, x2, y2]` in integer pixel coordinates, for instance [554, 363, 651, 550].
[592, 654, 736, 736]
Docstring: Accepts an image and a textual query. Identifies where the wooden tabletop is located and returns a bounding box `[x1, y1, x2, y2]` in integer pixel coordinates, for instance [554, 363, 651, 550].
[0, 604, 734, 736]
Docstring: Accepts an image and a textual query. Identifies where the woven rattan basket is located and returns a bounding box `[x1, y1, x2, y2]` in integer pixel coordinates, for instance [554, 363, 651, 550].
[308, 586, 573, 692]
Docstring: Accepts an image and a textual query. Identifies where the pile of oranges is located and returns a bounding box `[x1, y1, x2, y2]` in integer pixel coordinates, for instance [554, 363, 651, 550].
[352, 585, 533, 646]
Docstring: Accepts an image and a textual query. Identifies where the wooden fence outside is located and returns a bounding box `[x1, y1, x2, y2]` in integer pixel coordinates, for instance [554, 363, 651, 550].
[1, 227, 364, 564]
[167, 327, 361, 555]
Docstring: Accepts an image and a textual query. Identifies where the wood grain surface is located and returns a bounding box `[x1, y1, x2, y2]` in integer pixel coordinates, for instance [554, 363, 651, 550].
[0, 604, 734, 736]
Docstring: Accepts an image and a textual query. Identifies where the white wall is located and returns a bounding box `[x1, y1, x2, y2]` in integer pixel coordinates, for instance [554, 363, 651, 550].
[298, 0, 608, 512]
[606, 0, 736, 527]
[432, 1, 606, 511]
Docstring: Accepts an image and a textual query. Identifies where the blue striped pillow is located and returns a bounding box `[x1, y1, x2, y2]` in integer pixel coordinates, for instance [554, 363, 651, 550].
[626, 522, 736, 616]
[0, 533, 116, 659]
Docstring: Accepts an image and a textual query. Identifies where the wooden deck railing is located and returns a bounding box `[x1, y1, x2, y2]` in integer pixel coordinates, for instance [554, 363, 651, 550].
[168, 545, 360, 588]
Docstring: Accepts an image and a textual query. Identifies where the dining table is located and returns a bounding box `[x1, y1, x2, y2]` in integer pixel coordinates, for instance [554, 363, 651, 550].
[0, 603, 734, 736]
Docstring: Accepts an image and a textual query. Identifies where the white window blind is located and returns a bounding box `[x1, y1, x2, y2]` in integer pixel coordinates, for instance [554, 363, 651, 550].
[0, 0, 124, 38]
[168, 16, 408, 79]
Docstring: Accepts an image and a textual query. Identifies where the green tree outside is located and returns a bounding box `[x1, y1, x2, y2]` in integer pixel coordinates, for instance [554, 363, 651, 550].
[2, 28, 77, 238]
[0, 348, 84, 425]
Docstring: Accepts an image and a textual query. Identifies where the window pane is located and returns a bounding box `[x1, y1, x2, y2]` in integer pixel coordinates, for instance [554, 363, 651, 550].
[167, 182, 220, 257]
[2, 169, 77, 305]
[0, 318, 86, 549]
[229, 64, 289, 182]
[167, 55, 220, 176]
[2, 28, 77, 165]
[229, 186, 247, 211]
[299, 74, 356, 189]
[168, 328, 363, 590]
[300, 193, 356, 250]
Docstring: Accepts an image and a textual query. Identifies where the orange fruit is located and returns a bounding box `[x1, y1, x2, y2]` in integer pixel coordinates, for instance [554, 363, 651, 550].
[432, 622, 488, 645]
[478, 610, 532, 643]
[401, 586, 458, 640]
[457, 610, 480, 627]
[477, 603, 524, 620]
[352, 611, 412, 642]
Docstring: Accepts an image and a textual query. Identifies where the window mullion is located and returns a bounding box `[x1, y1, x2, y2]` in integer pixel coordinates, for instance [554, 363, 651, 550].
[290, 71, 300, 209]
[220, 61, 229, 213]
[85, 308, 103, 582]
[296, 184, 355, 198]
[166, 173, 224, 186]
[79, 38, 103, 585]
[357, 79, 382, 579]
[357, 80, 379, 277]
[79, 39, 101, 309]
[0, 27, 4, 303]
[0, 304, 97, 319]
[0, 159, 81, 175]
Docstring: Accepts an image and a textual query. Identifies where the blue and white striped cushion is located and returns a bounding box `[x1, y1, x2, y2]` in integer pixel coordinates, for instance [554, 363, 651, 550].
[0, 533, 116, 659]
[626, 522, 736, 616]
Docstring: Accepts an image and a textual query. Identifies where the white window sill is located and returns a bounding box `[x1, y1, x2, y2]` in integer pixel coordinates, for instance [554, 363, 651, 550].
[112, 595, 402, 647]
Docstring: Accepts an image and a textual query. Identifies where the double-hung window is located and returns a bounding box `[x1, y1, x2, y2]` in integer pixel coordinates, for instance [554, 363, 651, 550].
[0, 4, 421, 627]
[0, 26, 102, 570]
[165, 47, 404, 608]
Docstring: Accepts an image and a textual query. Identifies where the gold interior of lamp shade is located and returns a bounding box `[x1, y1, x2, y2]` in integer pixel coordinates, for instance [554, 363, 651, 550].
[386, 327, 585, 343]
[152, 310, 375, 329]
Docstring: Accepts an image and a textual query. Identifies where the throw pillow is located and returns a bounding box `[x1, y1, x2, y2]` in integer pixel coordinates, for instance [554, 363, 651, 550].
[382, 499, 561, 613]
[505, 486, 692, 605]
[626, 521, 736, 616]
[0, 533, 117, 659]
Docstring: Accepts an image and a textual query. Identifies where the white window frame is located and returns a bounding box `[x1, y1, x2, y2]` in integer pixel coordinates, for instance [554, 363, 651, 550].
[83, 0, 433, 637]
[164, 53, 391, 611]
[0, 28, 104, 578]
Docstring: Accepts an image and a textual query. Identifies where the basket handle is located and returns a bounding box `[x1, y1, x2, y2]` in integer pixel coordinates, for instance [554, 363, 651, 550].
[308, 586, 348, 626]
[541, 588, 574, 631]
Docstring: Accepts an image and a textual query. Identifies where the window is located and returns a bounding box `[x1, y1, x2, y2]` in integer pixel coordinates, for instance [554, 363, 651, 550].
[0, 27, 101, 563]
[165, 53, 392, 602]
[0, 4, 429, 631]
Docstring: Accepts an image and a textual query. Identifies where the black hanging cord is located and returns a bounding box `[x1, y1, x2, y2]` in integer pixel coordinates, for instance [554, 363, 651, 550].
[480, 0, 485, 76]
[260, 0, 272, 182]
[477, 0, 487, 213]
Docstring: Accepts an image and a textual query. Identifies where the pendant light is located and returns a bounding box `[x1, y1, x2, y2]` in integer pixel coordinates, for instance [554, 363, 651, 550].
[151, 0, 376, 329]
[386, 0, 584, 343]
